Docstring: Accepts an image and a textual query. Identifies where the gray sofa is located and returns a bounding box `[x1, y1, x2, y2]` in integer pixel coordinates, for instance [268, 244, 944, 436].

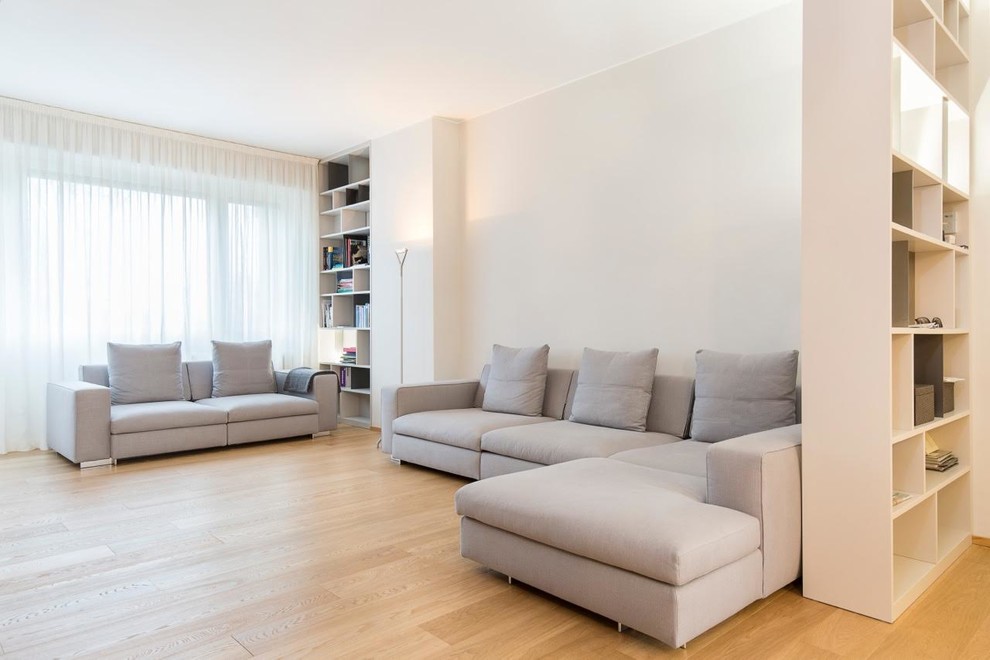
[380, 362, 801, 648]
[47, 361, 338, 467]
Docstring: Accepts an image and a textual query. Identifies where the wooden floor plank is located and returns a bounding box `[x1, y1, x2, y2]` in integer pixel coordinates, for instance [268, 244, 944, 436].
[1, 429, 989, 657]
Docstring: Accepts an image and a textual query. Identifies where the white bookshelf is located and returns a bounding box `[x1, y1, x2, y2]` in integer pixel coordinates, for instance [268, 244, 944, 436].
[318, 144, 372, 429]
[803, 0, 973, 622]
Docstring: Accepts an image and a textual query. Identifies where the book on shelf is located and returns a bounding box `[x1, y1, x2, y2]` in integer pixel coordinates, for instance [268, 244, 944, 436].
[337, 277, 354, 293]
[322, 245, 345, 271]
[926, 449, 958, 472]
[321, 301, 333, 328]
[345, 237, 369, 267]
[330, 246, 344, 270]
[340, 347, 357, 365]
[924, 433, 959, 472]
[355, 302, 370, 328]
[892, 491, 912, 507]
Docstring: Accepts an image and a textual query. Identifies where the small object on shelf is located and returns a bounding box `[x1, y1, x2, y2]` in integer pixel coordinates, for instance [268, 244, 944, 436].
[892, 491, 912, 507]
[925, 449, 958, 472]
[943, 378, 958, 414]
[914, 384, 935, 425]
[909, 316, 942, 329]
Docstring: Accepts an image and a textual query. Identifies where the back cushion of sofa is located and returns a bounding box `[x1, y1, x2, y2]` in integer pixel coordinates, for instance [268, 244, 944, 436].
[482, 344, 550, 416]
[474, 364, 573, 420]
[107, 342, 184, 405]
[568, 348, 659, 432]
[690, 349, 799, 443]
[645, 374, 696, 438]
[211, 339, 277, 398]
[186, 361, 214, 401]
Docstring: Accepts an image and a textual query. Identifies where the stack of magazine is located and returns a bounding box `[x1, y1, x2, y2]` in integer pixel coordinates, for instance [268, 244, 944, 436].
[924, 432, 959, 473]
[926, 449, 958, 472]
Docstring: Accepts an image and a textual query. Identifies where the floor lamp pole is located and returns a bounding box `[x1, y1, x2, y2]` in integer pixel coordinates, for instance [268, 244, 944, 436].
[395, 248, 408, 384]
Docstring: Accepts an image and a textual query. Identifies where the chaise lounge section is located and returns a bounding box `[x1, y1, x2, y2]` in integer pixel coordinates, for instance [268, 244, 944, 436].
[456, 424, 802, 647]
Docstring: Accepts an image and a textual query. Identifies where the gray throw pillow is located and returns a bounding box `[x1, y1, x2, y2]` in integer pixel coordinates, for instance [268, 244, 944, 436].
[482, 344, 550, 416]
[211, 340, 277, 397]
[107, 342, 183, 405]
[569, 348, 659, 431]
[690, 349, 799, 443]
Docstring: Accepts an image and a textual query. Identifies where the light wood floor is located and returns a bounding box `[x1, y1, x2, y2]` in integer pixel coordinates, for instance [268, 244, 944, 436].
[1, 427, 989, 659]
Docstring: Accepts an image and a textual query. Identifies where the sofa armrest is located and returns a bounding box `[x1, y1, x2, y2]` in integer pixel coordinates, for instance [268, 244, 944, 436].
[380, 380, 480, 454]
[46, 381, 111, 464]
[275, 371, 339, 433]
[707, 424, 802, 597]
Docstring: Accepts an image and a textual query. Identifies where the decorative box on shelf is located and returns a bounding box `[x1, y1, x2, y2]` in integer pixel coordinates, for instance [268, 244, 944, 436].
[914, 384, 935, 426]
[943, 380, 955, 415]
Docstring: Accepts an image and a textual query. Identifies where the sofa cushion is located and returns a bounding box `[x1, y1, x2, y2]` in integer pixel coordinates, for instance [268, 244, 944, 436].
[481, 420, 679, 466]
[455, 458, 760, 586]
[569, 348, 658, 431]
[195, 393, 318, 423]
[690, 350, 799, 443]
[107, 342, 184, 405]
[610, 441, 712, 478]
[211, 340, 276, 398]
[110, 400, 227, 434]
[393, 409, 554, 451]
[482, 344, 550, 416]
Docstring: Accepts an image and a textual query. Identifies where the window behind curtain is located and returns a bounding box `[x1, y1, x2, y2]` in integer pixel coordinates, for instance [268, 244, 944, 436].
[0, 97, 318, 453]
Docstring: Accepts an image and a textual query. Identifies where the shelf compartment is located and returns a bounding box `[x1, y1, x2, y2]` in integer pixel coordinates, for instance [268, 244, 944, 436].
[891, 247, 955, 329]
[893, 433, 926, 495]
[892, 43, 943, 176]
[893, 496, 937, 606]
[936, 472, 972, 560]
[892, 171, 943, 239]
[892, 151, 967, 202]
[924, 414, 970, 481]
[320, 206, 369, 237]
[942, 333, 969, 410]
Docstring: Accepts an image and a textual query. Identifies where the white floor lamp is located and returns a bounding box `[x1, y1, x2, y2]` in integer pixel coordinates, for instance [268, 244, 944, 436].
[395, 248, 408, 384]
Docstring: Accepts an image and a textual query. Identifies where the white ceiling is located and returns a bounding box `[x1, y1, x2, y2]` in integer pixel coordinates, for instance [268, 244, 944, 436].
[0, 0, 789, 158]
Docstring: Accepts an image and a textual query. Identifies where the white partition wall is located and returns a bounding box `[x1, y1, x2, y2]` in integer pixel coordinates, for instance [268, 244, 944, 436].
[803, 0, 974, 622]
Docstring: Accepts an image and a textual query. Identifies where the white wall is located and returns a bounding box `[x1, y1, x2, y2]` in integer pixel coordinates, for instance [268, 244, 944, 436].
[369, 118, 463, 425]
[458, 4, 802, 377]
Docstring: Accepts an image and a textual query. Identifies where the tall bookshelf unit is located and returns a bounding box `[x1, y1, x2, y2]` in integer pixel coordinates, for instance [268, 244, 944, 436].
[318, 144, 372, 428]
[803, 0, 973, 622]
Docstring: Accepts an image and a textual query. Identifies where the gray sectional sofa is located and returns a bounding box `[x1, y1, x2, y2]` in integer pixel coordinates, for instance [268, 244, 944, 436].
[47, 360, 338, 466]
[380, 352, 801, 648]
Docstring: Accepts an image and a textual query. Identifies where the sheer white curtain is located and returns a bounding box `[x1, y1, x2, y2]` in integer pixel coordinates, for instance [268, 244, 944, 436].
[0, 97, 319, 453]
